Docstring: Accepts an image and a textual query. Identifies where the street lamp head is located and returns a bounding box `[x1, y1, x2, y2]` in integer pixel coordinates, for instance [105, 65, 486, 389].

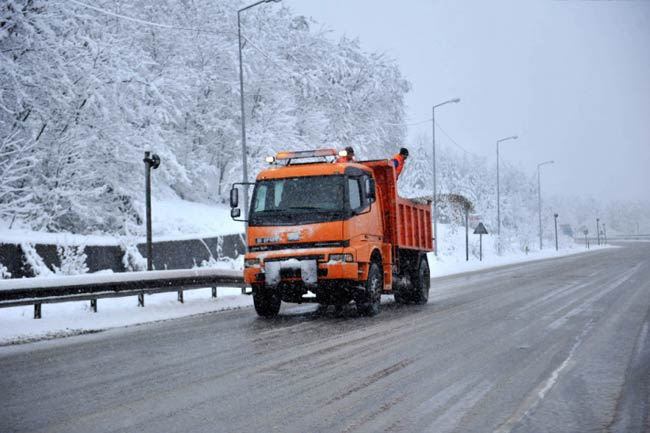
[434, 97, 461, 109]
[538, 160, 554, 168]
[497, 135, 518, 144]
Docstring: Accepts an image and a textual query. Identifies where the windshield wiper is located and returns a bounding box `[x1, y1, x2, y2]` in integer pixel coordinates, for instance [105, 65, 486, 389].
[256, 209, 288, 213]
[287, 206, 324, 211]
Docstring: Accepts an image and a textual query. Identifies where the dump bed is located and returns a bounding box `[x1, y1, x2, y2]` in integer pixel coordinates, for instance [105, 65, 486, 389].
[361, 160, 433, 252]
[395, 197, 432, 250]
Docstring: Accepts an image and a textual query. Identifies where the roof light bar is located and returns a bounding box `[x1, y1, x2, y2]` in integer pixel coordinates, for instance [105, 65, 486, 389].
[275, 149, 338, 160]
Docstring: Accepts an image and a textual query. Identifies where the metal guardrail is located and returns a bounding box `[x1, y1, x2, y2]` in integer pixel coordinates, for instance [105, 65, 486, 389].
[575, 234, 650, 244]
[0, 268, 246, 319]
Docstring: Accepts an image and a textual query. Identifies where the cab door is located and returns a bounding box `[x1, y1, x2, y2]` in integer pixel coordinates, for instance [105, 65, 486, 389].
[344, 172, 383, 245]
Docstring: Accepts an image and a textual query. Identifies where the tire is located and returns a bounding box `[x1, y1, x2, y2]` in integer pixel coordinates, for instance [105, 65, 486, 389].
[253, 287, 281, 318]
[356, 262, 382, 316]
[411, 256, 430, 305]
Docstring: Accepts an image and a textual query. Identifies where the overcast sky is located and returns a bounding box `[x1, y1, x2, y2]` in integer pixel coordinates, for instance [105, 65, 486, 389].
[282, 0, 650, 202]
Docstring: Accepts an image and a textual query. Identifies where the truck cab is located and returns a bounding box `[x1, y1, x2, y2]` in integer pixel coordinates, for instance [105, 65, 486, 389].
[230, 149, 432, 317]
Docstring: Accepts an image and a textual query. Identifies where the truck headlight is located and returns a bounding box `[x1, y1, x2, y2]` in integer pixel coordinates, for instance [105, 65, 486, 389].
[245, 258, 261, 268]
[327, 254, 354, 263]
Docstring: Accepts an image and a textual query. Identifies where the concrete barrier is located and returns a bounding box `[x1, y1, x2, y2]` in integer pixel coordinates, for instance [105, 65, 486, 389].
[0, 234, 246, 278]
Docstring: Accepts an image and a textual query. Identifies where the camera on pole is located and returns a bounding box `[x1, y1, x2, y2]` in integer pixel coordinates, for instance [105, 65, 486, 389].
[141, 151, 161, 307]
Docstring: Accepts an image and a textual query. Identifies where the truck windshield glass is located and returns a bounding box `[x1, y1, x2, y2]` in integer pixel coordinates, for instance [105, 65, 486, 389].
[249, 175, 345, 226]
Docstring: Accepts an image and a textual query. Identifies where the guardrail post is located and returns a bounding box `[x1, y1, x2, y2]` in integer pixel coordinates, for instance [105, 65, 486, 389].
[34, 303, 41, 319]
[90, 299, 97, 313]
[178, 290, 184, 303]
[212, 286, 217, 298]
[241, 286, 246, 295]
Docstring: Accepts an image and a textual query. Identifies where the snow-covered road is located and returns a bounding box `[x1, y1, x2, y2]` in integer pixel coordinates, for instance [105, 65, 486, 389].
[1, 242, 648, 433]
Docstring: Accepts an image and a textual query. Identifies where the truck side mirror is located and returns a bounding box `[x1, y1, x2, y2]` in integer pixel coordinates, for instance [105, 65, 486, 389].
[366, 178, 376, 202]
[231, 208, 241, 219]
[230, 187, 239, 208]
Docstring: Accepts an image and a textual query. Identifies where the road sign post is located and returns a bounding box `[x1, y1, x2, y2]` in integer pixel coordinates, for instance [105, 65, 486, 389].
[474, 222, 489, 261]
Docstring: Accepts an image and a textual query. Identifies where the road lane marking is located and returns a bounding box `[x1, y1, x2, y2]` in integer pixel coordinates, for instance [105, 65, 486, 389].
[494, 319, 595, 433]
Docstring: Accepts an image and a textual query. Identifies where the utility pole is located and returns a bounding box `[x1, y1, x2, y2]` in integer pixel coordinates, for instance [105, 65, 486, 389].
[432, 97, 460, 257]
[596, 218, 601, 246]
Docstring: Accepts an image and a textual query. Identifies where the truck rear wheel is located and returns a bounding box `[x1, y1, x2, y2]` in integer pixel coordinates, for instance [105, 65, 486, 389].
[356, 262, 382, 316]
[411, 256, 430, 305]
[253, 287, 281, 318]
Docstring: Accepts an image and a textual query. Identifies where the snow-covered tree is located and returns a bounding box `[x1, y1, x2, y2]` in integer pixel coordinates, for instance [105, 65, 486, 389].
[0, 0, 410, 235]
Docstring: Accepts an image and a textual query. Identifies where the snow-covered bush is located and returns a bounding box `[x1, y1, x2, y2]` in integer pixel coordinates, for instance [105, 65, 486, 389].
[0, 263, 11, 279]
[196, 255, 243, 270]
[53, 245, 88, 275]
[20, 243, 53, 277]
[121, 244, 147, 272]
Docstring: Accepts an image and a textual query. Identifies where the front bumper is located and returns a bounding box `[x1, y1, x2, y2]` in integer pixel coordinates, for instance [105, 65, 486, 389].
[243, 250, 360, 285]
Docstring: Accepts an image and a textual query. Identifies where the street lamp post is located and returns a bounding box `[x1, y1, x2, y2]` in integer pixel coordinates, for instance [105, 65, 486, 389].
[554, 213, 559, 251]
[496, 135, 518, 253]
[432, 97, 460, 257]
[537, 160, 554, 250]
[596, 218, 601, 246]
[238, 0, 281, 224]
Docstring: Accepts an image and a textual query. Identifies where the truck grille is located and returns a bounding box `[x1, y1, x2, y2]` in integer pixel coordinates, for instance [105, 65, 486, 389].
[264, 254, 325, 262]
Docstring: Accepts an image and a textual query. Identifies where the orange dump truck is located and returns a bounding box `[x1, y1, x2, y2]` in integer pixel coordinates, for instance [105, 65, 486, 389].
[230, 148, 432, 317]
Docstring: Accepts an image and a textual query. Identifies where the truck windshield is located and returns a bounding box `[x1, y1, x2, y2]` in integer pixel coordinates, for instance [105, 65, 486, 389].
[249, 175, 345, 226]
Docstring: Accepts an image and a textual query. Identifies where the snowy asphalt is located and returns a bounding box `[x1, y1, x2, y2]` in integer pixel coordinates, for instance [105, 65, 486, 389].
[1, 243, 649, 433]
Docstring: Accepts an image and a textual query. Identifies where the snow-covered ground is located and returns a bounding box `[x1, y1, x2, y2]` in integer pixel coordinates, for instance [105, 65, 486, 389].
[0, 198, 243, 246]
[427, 223, 610, 277]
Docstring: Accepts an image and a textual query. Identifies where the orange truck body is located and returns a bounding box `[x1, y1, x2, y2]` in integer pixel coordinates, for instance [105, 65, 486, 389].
[234, 151, 433, 316]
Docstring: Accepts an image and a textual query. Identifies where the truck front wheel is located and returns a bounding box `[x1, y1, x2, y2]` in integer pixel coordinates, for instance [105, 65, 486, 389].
[356, 262, 382, 316]
[253, 286, 281, 318]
